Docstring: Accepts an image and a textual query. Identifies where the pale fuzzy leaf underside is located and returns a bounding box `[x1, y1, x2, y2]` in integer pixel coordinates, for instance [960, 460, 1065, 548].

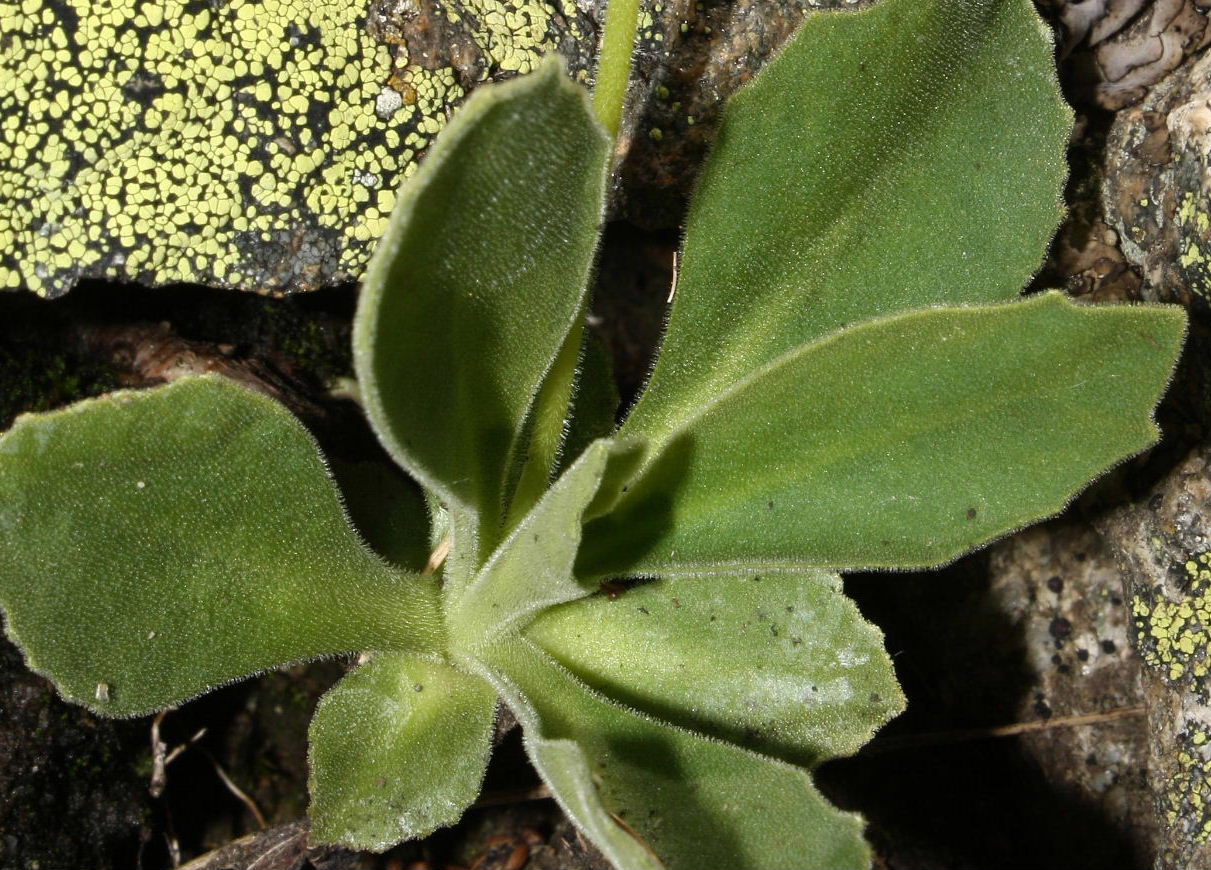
[624, 0, 1072, 448]
[0, 376, 443, 716]
[480, 638, 871, 870]
[580, 293, 1185, 579]
[308, 653, 497, 850]
[525, 571, 904, 767]
[353, 56, 611, 553]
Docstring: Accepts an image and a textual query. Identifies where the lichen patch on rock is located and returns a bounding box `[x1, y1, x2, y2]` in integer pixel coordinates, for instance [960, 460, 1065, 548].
[1168, 719, 1211, 846]
[0, 0, 591, 297]
[1104, 46, 1211, 312]
[1133, 551, 1211, 690]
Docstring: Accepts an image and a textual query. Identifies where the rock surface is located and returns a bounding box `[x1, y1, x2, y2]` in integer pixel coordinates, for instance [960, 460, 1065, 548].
[1104, 43, 1211, 312]
[1046, 0, 1211, 109]
[1096, 444, 1211, 869]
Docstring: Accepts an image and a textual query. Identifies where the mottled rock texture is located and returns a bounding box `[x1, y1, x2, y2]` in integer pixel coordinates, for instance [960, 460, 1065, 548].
[1105, 44, 1211, 312]
[1096, 445, 1211, 869]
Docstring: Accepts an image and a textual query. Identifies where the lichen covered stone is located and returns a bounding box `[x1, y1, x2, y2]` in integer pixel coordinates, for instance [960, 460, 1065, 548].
[1134, 552, 1211, 689]
[1097, 444, 1211, 867]
[1104, 45, 1211, 312]
[0, 0, 593, 297]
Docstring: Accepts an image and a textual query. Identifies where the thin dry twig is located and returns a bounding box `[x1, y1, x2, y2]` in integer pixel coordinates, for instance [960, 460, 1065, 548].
[666, 250, 679, 303]
[472, 783, 553, 808]
[423, 535, 451, 576]
[244, 828, 307, 870]
[149, 710, 206, 798]
[863, 705, 1147, 754]
[204, 752, 269, 830]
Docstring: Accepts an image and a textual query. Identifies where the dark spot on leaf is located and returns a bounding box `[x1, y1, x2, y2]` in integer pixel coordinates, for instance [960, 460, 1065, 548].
[414, 684, 424, 692]
[966, 507, 977, 520]
[601, 580, 626, 600]
[376, 777, 388, 788]
[785, 605, 794, 613]
[1034, 698, 1053, 719]
[770, 625, 779, 637]
[533, 533, 539, 542]
[637, 606, 650, 615]
[1149, 493, 1164, 511]
[1110, 596, 1122, 606]
[1076, 648, 1089, 661]
[810, 685, 818, 692]
[1101, 639, 1117, 654]
[791, 636, 803, 646]
[869, 693, 881, 703]
[1050, 654, 1061, 665]
[752, 575, 762, 582]
[767, 500, 774, 509]
[671, 598, 680, 608]
[1046, 575, 1063, 593]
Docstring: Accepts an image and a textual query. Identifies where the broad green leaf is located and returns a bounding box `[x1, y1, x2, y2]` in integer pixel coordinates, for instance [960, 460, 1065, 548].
[449, 439, 635, 649]
[526, 571, 903, 766]
[0, 376, 443, 716]
[330, 459, 431, 572]
[623, 0, 1071, 447]
[309, 653, 497, 850]
[481, 638, 870, 870]
[580, 293, 1185, 579]
[353, 57, 611, 535]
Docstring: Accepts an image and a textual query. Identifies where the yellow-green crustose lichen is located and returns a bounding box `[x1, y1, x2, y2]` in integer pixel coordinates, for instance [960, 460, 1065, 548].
[0, 0, 590, 297]
[1133, 550, 1211, 689]
[1176, 191, 1211, 300]
[1167, 721, 1211, 844]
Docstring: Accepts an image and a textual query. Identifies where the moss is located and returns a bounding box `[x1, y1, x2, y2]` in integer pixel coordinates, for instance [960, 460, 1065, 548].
[0, 345, 121, 431]
[246, 296, 353, 383]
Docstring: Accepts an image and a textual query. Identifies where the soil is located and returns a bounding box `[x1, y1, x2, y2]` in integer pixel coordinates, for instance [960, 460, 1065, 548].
[4, 2, 1211, 869]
